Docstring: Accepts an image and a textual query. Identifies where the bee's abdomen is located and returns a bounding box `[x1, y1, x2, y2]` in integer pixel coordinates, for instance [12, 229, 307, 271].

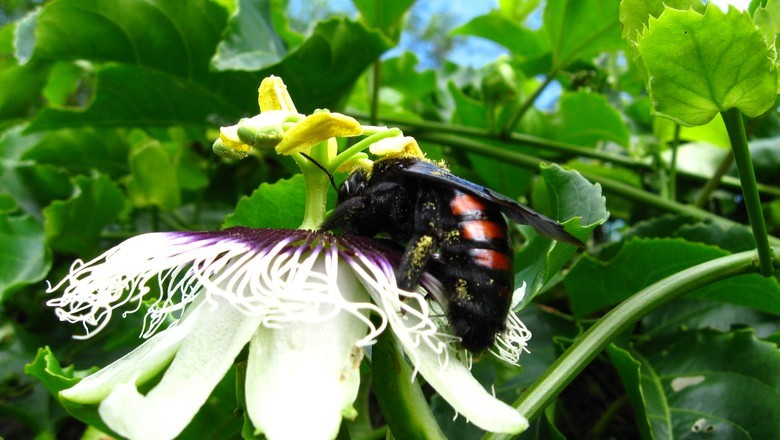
[440, 190, 514, 351]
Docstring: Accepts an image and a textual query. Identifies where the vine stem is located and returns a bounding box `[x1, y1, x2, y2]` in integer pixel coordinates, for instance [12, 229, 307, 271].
[482, 246, 779, 440]
[668, 124, 680, 200]
[372, 319, 447, 440]
[500, 70, 558, 138]
[722, 108, 774, 276]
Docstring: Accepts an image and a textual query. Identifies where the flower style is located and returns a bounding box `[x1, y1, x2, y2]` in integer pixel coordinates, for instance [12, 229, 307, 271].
[47, 76, 532, 440]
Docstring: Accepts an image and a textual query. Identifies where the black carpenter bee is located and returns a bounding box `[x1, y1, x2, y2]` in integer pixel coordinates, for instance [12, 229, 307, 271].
[320, 156, 584, 352]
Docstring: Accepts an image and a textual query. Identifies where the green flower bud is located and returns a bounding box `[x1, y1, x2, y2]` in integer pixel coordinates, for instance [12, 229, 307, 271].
[212, 138, 250, 160]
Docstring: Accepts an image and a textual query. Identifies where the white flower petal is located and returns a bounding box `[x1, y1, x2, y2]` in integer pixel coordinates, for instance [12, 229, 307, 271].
[245, 256, 368, 440]
[397, 327, 529, 434]
[60, 303, 203, 404]
[98, 297, 263, 440]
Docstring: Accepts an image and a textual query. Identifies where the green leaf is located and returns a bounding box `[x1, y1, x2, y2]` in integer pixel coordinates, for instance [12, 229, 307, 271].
[0, 57, 50, 122]
[605, 345, 657, 440]
[22, 129, 130, 178]
[24, 346, 80, 398]
[753, 0, 780, 54]
[654, 113, 730, 149]
[43, 174, 126, 256]
[636, 6, 777, 126]
[211, 0, 286, 71]
[19, 0, 258, 129]
[25, 0, 226, 77]
[127, 141, 181, 211]
[638, 329, 780, 439]
[259, 18, 391, 113]
[41, 61, 90, 107]
[565, 238, 780, 317]
[515, 164, 608, 307]
[543, 0, 624, 68]
[0, 193, 17, 212]
[25, 347, 109, 434]
[549, 91, 630, 147]
[619, 0, 703, 43]
[27, 64, 249, 131]
[563, 159, 641, 220]
[381, 53, 437, 105]
[498, 0, 541, 22]
[643, 299, 780, 338]
[0, 213, 51, 302]
[353, 0, 415, 41]
[624, 214, 758, 253]
[452, 11, 548, 61]
[223, 175, 306, 229]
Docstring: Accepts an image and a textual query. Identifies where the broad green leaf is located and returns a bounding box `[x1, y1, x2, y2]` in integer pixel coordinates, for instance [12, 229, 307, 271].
[177, 148, 209, 192]
[223, 175, 306, 229]
[675, 222, 757, 253]
[636, 6, 777, 126]
[498, 0, 541, 22]
[211, 0, 286, 71]
[24, 347, 80, 398]
[543, 0, 624, 68]
[619, 0, 704, 43]
[0, 58, 49, 122]
[0, 213, 51, 301]
[127, 141, 181, 211]
[353, 0, 414, 41]
[549, 91, 630, 147]
[625, 214, 757, 253]
[515, 164, 608, 307]
[24, 0, 227, 78]
[0, 193, 17, 212]
[561, 159, 641, 220]
[43, 174, 126, 256]
[654, 113, 730, 149]
[644, 299, 780, 338]
[606, 345, 658, 440]
[639, 329, 780, 438]
[543, 163, 609, 227]
[22, 129, 130, 178]
[452, 12, 548, 61]
[259, 18, 391, 113]
[753, 0, 780, 53]
[565, 238, 780, 317]
[25, 347, 109, 434]
[27, 64, 250, 131]
[18, 0, 258, 129]
[381, 53, 437, 105]
[42, 61, 90, 107]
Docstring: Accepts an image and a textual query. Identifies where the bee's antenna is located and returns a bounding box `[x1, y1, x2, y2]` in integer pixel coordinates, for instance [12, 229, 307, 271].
[299, 152, 337, 190]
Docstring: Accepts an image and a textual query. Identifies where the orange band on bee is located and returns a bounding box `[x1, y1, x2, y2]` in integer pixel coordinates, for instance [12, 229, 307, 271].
[450, 193, 486, 215]
[460, 220, 505, 241]
[469, 249, 510, 270]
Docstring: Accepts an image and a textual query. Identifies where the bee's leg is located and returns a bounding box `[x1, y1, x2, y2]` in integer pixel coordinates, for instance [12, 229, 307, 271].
[396, 192, 441, 291]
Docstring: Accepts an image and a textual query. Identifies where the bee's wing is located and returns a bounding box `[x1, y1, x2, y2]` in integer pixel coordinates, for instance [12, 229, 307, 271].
[403, 160, 585, 246]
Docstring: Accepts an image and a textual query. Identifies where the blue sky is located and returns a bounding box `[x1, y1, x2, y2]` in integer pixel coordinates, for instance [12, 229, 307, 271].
[288, 0, 508, 68]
